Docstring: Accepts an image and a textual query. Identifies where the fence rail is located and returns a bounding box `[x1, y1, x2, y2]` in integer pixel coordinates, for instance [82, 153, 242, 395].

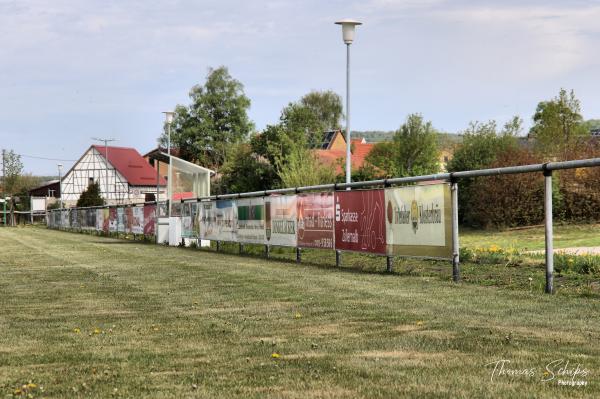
[48, 156, 600, 294]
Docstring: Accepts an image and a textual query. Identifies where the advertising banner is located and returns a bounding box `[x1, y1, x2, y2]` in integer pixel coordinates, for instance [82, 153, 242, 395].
[191, 203, 200, 237]
[102, 208, 109, 233]
[236, 197, 266, 244]
[199, 200, 236, 241]
[385, 184, 452, 258]
[265, 195, 297, 247]
[109, 208, 117, 232]
[84, 209, 96, 230]
[334, 190, 386, 254]
[124, 207, 133, 233]
[131, 206, 144, 235]
[143, 204, 156, 236]
[297, 192, 335, 249]
[96, 209, 104, 231]
[117, 207, 125, 232]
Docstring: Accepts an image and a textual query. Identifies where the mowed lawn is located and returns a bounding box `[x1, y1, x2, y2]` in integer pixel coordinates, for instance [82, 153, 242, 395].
[1, 228, 599, 398]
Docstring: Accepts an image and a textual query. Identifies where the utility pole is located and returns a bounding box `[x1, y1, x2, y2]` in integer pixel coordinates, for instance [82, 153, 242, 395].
[2, 149, 6, 226]
[91, 137, 117, 204]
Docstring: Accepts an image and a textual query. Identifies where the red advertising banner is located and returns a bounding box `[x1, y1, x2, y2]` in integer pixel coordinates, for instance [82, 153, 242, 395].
[334, 189, 386, 254]
[143, 204, 156, 236]
[297, 192, 335, 249]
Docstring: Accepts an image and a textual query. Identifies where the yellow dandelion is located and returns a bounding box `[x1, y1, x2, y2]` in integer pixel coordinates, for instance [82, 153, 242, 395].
[73, 328, 81, 334]
[93, 328, 101, 335]
[294, 312, 302, 319]
[489, 245, 499, 253]
[14, 388, 22, 395]
[27, 383, 37, 389]
[416, 320, 424, 326]
[271, 353, 280, 359]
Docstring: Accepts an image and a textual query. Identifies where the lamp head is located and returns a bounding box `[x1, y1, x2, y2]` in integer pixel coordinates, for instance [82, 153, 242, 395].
[163, 111, 175, 124]
[335, 19, 362, 44]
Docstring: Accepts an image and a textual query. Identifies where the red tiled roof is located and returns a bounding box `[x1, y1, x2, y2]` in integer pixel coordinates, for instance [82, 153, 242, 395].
[93, 145, 167, 186]
[314, 140, 375, 174]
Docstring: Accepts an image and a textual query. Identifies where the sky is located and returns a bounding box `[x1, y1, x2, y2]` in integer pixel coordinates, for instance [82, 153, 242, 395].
[1, 0, 600, 175]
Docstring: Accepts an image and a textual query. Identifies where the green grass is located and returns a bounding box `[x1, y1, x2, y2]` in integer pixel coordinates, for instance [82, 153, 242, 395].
[1, 227, 599, 398]
[461, 223, 600, 252]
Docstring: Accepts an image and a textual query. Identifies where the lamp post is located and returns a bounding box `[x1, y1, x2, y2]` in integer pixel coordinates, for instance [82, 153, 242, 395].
[334, 19, 362, 186]
[57, 164, 63, 209]
[163, 111, 175, 218]
[92, 137, 117, 203]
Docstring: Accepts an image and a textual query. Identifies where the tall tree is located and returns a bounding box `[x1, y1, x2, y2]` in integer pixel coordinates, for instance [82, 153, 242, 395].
[280, 90, 343, 148]
[1, 150, 23, 195]
[529, 88, 587, 157]
[364, 114, 440, 178]
[447, 118, 519, 224]
[160, 66, 254, 170]
[276, 147, 336, 188]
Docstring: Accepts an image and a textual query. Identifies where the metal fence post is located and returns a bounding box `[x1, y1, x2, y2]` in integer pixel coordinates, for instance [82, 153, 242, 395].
[451, 180, 460, 283]
[265, 244, 270, 259]
[296, 247, 301, 264]
[386, 256, 393, 273]
[336, 250, 341, 267]
[544, 169, 554, 294]
[239, 243, 244, 255]
[216, 240, 221, 252]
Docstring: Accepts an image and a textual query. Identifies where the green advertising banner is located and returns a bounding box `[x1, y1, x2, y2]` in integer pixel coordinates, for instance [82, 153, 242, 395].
[385, 184, 452, 259]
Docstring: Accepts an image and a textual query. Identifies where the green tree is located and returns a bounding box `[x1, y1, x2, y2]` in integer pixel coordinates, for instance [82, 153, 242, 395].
[1, 150, 23, 195]
[529, 89, 587, 157]
[76, 182, 104, 207]
[160, 66, 254, 170]
[216, 143, 279, 194]
[276, 147, 336, 188]
[280, 90, 343, 148]
[364, 114, 440, 178]
[447, 119, 519, 225]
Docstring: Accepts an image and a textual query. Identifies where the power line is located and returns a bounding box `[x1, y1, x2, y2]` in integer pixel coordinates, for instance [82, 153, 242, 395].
[16, 153, 77, 162]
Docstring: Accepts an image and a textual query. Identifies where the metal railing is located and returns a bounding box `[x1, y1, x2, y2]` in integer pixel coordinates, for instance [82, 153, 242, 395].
[48, 157, 600, 294]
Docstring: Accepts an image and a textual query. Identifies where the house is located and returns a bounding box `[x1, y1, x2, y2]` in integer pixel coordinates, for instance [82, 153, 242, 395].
[314, 130, 375, 174]
[60, 145, 167, 206]
[28, 180, 61, 200]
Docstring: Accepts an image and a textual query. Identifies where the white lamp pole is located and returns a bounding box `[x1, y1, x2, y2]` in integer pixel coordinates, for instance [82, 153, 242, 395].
[335, 19, 362, 186]
[163, 111, 175, 218]
[57, 164, 63, 209]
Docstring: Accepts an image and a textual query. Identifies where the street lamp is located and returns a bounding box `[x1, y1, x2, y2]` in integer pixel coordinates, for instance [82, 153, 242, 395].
[92, 137, 118, 203]
[163, 111, 175, 218]
[57, 164, 63, 209]
[335, 19, 362, 186]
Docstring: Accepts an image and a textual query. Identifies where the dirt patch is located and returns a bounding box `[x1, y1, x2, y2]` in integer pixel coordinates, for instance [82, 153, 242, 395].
[359, 349, 447, 360]
[300, 323, 341, 336]
[283, 352, 327, 360]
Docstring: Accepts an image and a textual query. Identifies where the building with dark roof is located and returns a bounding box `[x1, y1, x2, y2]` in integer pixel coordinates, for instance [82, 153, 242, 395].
[60, 145, 167, 206]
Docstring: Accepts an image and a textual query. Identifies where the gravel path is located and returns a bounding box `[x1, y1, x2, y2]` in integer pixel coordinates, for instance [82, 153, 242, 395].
[529, 247, 600, 255]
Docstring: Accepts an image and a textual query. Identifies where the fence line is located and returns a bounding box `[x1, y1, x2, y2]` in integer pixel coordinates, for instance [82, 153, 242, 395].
[48, 157, 600, 294]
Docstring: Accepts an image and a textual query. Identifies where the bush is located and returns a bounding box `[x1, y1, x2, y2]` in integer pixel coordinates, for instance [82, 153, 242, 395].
[467, 147, 545, 228]
[555, 254, 600, 275]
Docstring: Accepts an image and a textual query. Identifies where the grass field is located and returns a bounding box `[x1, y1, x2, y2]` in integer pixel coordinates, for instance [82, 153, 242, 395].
[1, 227, 599, 398]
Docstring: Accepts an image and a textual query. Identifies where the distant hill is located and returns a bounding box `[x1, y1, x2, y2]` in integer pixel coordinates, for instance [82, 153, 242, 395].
[353, 130, 463, 148]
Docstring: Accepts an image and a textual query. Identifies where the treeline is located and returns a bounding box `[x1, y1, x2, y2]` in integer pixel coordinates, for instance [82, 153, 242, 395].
[161, 68, 600, 228]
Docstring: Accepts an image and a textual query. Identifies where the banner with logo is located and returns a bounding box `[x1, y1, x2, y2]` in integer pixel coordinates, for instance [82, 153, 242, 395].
[95, 209, 103, 231]
[297, 192, 335, 249]
[143, 204, 156, 236]
[334, 190, 386, 254]
[237, 197, 266, 244]
[385, 184, 452, 258]
[109, 208, 117, 232]
[265, 195, 297, 247]
[199, 200, 237, 241]
[131, 206, 144, 235]
[181, 202, 194, 238]
[124, 207, 134, 233]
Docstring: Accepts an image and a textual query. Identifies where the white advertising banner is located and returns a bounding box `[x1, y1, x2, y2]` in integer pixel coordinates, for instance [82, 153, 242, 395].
[265, 195, 297, 247]
[199, 200, 237, 242]
[385, 184, 452, 258]
[131, 206, 144, 235]
[96, 209, 104, 231]
[236, 197, 266, 244]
